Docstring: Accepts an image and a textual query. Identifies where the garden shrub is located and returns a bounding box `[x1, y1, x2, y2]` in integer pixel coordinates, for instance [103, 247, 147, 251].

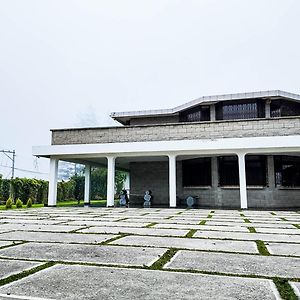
[26, 198, 32, 208]
[16, 198, 23, 208]
[5, 197, 13, 209]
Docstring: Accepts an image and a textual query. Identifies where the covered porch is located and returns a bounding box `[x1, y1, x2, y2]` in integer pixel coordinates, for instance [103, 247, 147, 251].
[33, 135, 300, 209]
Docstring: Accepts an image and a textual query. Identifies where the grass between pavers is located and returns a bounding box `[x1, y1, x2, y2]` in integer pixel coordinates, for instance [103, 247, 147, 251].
[255, 240, 270, 256]
[281, 217, 288, 222]
[210, 210, 215, 214]
[199, 220, 206, 225]
[100, 233, 131, 245]
[248, 227, 257, 233]
[240, 213, 245, 217]
[185, 229, 197, 238]
[273, 278, 298, 300]
[270, 212, 277, 215]
[207, 214, 213, 219]
[293, 224, 300, 229]
[148, 248, 178, 270]
[0, 261, 55, 287]
[164, 216, 173, 220]
[144, 222, 158, 228]
[244, 218, 251, 223]
[114, 218, 128, 222]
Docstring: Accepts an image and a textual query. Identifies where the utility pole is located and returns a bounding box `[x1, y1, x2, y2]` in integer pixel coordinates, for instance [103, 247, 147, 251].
[0, 150, 16, 179]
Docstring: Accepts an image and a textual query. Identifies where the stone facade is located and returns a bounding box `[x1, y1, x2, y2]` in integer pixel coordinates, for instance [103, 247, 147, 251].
[52, 116, 300, 145]
[129, 156, 300, 208]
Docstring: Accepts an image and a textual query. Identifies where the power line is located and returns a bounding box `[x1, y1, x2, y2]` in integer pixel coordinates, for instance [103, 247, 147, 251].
[0, 150, 15, 179]
[0, 164, 47, 175]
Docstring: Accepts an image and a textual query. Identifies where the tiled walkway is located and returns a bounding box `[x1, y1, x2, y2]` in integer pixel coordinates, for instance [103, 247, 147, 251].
[0, 208, 299, 299]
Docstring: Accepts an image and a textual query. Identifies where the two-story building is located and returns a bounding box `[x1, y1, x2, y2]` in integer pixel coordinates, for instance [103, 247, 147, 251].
[33, 90, 300, 209]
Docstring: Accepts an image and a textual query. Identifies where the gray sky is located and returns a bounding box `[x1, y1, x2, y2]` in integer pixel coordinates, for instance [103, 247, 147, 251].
[0, 0, 299, 179]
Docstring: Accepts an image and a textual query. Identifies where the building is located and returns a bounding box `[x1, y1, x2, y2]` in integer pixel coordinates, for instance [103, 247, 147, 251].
[33, 90, 300, 209]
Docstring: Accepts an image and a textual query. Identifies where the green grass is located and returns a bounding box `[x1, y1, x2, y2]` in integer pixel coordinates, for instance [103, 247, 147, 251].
[149, 248, 178, 270]
[240, 213, 245, 217]
[207, 214, 213, 218]
[144, 222, 158, 228]
[248, 227, 257, 233]
[270, 212, 277, 215]
[199, 220, 206, 225]
[292, 224, 300, 229]
[244, 218, 251, 223]
[281, 217, 288, 221]
[185, 229, 197, 238]
[210, 210, 215, 214]
[255, 240, 270, 256]
[0, 262, 55, 287]
[273, 278, 298, 300]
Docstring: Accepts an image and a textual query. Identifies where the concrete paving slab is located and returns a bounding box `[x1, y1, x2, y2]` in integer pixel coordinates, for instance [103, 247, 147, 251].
[123, 218, 201, 224]
[0, 242, 167, 267]
[0, 231, 116, 244]
[165, 250, 300, 278]
[111, 235, 259, 253]
[0, 264, 280, 300]
[193, 230, 300, 243]
[206, 221, 295, 229]
[267, 243, 300, 257]
[79, 226, 189, 237]
[0, 259, 42, 280]
[0, 219, 65, 225]
[68, 220, 151, 227]
[289, 282, 300, 298]
[0, 224, 85, 233]
[154, 223, 249, 232]
[255, 227, 300, 235]
[0, 241, 18, 248]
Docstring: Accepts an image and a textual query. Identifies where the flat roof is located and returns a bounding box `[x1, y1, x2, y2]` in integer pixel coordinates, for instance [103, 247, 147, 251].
[110, 90, 300, 122]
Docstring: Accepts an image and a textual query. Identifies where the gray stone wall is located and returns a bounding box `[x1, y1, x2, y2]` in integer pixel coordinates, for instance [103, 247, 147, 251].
[52, 117, 300, 145]
[129, 156, 300, 208]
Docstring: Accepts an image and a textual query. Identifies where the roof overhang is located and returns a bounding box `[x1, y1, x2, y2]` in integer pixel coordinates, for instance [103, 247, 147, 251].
[110, 90, 300, 124]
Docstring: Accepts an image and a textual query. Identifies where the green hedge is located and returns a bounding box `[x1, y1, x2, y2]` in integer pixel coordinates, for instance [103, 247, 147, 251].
[0, 168, 126, 204]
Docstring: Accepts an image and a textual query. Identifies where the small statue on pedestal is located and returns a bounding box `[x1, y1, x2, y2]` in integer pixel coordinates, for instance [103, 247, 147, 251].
[119, 189, 129, 207]
[143, 190, 152, 208]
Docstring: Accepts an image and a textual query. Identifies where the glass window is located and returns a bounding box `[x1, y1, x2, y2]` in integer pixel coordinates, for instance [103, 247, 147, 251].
[180, 106, 210, 122]
[216, 100, 265, 120]
[271, 100, 300, 118]
[218, 155, 266, 186]
[182, 158, 211, 187]
[274, 155, 300, 187]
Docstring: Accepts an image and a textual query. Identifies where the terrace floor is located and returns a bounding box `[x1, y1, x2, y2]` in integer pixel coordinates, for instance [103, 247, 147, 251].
[0, 207, 299, 299]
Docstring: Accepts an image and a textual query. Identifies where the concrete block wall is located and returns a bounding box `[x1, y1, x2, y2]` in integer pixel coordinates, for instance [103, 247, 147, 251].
[129, 156, 300, 208]
[51, 116, 300, 145]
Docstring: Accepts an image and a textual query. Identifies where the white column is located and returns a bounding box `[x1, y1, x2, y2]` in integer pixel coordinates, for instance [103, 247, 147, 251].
[238, 153, 248, 209]
[106, 156, 115, 207]
[84, 165, 91, 206]
[48, 158, 58, 207]
[168, 154, 177, 208]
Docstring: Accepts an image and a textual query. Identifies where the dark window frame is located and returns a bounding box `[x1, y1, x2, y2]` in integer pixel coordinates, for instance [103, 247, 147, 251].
[182, 157, 212, 187]
[179, 106, 210, 123]
[274, 155, 300, 187]
[270, 99, 300, 118]
[218, 155, 267, 187]
[216, 99, 265, 121]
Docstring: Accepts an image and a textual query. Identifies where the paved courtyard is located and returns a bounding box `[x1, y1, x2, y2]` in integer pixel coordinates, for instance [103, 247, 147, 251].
[0, 208, 299, 299]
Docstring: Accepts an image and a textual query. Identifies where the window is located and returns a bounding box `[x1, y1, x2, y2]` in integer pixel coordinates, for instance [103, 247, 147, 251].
[218, 155, 266, 186]
[274, 156, 300, 187]
[180, 106, 210, 122]
[245, 155, 266, 186]
[218, 156, 239, 186]
[216, 100, 265, 120]
[182, 158, 211, 187]
[270, 100, 300, 118]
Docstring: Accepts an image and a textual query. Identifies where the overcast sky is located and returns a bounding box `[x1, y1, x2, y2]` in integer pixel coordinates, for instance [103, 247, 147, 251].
[0, 0, 299, 179]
